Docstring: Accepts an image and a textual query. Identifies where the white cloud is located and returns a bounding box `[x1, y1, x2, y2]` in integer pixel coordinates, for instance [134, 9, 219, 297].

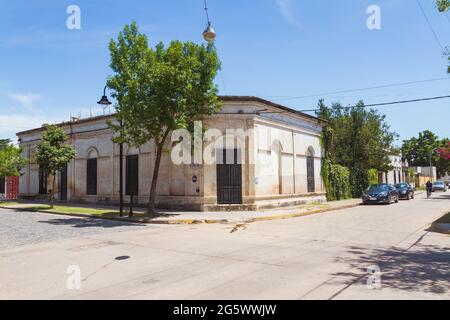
[7, 93, 41, 111]
[275, 0, 302, 30]
[0, 113, 65, 142]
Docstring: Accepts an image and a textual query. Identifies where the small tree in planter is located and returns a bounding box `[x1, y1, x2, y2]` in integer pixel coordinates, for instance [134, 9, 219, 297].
[35, 125, 76, 208]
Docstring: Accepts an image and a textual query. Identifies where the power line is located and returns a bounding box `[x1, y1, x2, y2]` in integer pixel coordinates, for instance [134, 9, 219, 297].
[416, 0, 445, 53]
[272, 76, 450, 101]
[298, 94, 450, 112]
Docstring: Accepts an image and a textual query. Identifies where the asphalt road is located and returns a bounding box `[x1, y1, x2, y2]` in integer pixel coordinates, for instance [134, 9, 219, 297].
[0, 193, 449, 300]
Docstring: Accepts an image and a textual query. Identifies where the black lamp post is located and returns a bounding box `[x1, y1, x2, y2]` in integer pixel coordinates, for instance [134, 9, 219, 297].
[97, 85, 124, 216]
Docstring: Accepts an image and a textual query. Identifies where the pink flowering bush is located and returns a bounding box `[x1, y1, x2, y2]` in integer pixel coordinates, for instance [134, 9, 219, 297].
[437, 142, 450, 160]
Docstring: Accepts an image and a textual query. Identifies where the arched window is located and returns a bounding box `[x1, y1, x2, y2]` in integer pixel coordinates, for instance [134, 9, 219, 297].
[306, 147, 315, 193]
[86, 148, 98, 195]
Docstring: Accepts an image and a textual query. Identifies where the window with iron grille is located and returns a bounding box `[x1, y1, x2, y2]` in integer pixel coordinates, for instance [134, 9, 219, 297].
[86, 158, 97, 195]
[126, 155, 139, 196]
[0, 177, 5, 194]
[39, 166, 47, 195]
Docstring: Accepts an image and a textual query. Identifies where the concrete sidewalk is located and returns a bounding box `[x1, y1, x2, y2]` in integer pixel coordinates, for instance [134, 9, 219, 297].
[0, 198, 362, 225]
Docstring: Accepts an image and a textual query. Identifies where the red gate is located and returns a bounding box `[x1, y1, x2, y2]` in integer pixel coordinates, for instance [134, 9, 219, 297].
[6, 176, 19, 200]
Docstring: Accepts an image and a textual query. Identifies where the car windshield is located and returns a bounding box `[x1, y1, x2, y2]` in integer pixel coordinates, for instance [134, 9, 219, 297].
[433, 182, 444, 186]
[395, 183, 408, 189]
[367, 185, 388, 193]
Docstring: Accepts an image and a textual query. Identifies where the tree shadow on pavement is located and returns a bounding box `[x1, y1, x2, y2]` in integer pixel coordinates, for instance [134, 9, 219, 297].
[38, 217, 147, 228]
[330, 244, 450, 295]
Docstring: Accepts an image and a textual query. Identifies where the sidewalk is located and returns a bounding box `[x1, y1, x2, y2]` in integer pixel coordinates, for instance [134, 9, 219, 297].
[0, 198, 362, 225]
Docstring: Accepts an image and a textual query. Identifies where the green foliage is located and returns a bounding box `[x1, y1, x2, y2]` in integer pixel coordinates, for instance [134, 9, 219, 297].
[317, 100, 397, 197]
[367, 168, 379, 185]
[0, 139, 11, 151]
[35, 125, 76, 176]
[35, 125, 76, 207]
[322, 158, 351, 201]
[107, 22, 221, 146]
[107, 22, 221, 212]
[0, 141, 26, 178]
[437, 0, 450, 12]
[402, 130, 450, 176]
[436, 1, 450, 72]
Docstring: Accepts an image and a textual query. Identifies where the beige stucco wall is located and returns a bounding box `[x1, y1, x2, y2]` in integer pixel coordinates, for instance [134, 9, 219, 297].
[17, 100, 326, 210]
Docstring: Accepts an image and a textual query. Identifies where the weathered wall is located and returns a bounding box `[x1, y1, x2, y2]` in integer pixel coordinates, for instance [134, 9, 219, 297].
[17, 100, 326, 210]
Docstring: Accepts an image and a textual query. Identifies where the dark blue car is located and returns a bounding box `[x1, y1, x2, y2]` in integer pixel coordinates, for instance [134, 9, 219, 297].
[362, 184, 400, 205]
[395, 183, 415, 200]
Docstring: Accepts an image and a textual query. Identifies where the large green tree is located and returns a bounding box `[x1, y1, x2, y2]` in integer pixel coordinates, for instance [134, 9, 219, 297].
[317, 100, 398, 197]
[107, 22, 221, 214]
[0, 140, 26, 178]
[402, 131, 450, 176]
[35, 125, 76, 208]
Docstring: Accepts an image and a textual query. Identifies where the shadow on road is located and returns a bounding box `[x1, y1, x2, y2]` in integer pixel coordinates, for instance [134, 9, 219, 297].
[38, 217, 147, 228]
[331, 245, 450, 295]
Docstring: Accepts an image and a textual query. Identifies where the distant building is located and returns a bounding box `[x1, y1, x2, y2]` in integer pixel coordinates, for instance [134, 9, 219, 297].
[378, 155, 407, 185]
[0, 176, 19, 200]
[411, 166, 437, 187]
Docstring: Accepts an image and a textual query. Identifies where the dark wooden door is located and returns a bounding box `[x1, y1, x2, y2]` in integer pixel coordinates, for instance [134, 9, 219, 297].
[216, 149, 242, 205]
[60, 165, 68, 201]
[307, 156, 315, 193]
[39, 166, 47, 195]
[0, 177, 5, 194]
[126, 155, 139, 196]
[86, 159, 97, 195]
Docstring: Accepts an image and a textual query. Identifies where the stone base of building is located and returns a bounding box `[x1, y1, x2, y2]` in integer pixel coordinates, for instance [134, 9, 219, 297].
[20, 193, 327, 212]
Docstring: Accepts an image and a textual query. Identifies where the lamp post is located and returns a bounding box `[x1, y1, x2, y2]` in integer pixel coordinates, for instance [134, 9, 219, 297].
[97, 86, 124, 216]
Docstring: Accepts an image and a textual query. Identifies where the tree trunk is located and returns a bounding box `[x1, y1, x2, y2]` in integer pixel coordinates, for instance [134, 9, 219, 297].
[147, 130, 171, 215]
[50, 174, 56, 209]
[148, 143, 163, 215]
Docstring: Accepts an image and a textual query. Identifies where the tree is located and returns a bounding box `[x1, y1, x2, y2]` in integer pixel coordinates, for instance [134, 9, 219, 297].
[402, 131, 450, 176]
[317, 100, 398, 197]
[436, 0, 450, 72]
[0, 141, 26, 178]
[35, 125, 76, 208]
[437, 0, 450, 12]
[0, 139, 11, 151]
[107, 22, 221, 214]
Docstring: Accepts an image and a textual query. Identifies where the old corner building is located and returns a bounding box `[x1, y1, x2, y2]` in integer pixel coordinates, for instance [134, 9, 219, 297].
[17, 96, 327, 211]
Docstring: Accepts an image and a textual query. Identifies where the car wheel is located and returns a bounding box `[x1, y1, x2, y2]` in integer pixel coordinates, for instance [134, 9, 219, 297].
[407, 193, 411, 200]
[387, 196, 391, 205]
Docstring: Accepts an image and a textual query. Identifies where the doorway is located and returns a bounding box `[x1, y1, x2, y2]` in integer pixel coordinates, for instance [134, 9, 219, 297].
[60, 165, 68, 201]
[216, 149, 242, 205]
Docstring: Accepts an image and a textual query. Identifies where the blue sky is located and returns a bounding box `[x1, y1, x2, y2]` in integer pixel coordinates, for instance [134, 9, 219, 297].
[0, 0, 449, 145]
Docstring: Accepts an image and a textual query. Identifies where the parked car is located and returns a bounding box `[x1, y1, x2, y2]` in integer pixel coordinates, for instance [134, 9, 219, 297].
[362, 184, 400, 205]
[432, 181, 448, 192]
[394, 183, 415, 200]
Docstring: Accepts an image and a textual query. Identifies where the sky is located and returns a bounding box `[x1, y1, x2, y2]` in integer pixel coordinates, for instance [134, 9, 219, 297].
[0, 0, 449, 146]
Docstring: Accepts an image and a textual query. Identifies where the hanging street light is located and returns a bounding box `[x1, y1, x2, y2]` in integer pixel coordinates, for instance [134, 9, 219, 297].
[202, 0, 216, 42]
[97, 85, 124, 217]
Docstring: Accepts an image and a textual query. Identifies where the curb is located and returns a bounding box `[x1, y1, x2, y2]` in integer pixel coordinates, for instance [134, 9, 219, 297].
[244, 203, 361, 223]
[0, 202, 362, 225]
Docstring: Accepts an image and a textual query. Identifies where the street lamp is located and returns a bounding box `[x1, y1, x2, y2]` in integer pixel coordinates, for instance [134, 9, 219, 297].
[202, 0, 216, 42]
[97, 85, 124, 216]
